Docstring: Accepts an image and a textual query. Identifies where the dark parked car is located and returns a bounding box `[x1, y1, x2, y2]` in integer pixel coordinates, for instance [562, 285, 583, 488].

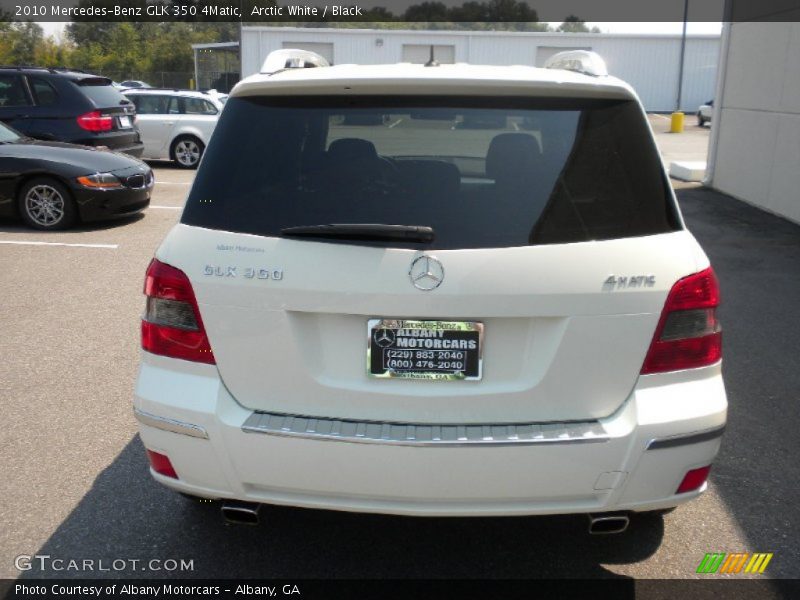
[0, 121, 152, 230]
[0, 66, 143, 156]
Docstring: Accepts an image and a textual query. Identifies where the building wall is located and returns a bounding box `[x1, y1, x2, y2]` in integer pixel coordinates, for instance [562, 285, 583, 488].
[241, 27, 719, 112]
[710, 22, 800, 224]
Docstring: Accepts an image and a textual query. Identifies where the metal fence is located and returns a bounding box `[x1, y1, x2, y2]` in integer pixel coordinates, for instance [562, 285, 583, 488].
[196, 70, 240, 93]
[101, 71, 195, 89]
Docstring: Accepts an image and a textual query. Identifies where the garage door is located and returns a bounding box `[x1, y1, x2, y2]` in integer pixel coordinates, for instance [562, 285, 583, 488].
[402, 44, 456, 64]
[282, 42, 334, 64]
[535, 46, 592, 67]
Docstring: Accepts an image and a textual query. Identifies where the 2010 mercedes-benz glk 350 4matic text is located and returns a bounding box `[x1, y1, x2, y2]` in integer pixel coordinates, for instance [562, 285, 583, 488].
[134, 50, 726, 531]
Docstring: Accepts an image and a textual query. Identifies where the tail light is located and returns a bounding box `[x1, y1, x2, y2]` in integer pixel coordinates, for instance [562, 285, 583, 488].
[641, 267, 721, 374]
[676, 465, 711, 494]
[77, 110, 114, 132]
[146, 449, 178, 479]
[141, 259, 215, 364]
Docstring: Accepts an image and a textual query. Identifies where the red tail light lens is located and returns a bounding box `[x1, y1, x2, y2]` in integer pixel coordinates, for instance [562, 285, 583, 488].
[146, 449, 179, 479]
[641, 268, 721, 374]
[77, 110, 114, 132]
[141, 258, 215, 364]
[676, 465, 711, 494]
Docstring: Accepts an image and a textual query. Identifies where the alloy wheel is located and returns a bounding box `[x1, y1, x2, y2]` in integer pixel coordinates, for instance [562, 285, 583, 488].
[175, 139, 201, 167]
[25, 184, 65, 227]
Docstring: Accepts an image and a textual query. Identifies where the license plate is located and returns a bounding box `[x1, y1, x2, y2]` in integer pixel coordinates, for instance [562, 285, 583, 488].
[368, 319, 483, 380]
[118, 116, 132, 128]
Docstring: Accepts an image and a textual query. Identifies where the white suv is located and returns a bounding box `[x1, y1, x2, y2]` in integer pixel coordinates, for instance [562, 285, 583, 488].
[134, 50, 726, 532]
[124, 88, 223, 168]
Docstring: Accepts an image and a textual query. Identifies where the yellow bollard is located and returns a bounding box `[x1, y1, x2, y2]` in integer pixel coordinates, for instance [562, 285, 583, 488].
[670, 111, 685, 133]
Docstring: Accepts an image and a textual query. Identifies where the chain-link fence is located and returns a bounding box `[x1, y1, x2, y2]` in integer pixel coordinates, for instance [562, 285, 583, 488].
[101, 71, 195, 90]
[196, 70, 239, 93]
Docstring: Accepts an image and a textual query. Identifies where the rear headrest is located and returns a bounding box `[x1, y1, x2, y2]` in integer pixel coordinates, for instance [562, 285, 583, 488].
[485, 133, 541, 183]
[327, 138, 379, 162]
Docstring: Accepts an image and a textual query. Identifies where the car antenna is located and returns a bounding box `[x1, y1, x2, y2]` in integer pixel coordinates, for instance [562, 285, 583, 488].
[424, 45, 439, 67]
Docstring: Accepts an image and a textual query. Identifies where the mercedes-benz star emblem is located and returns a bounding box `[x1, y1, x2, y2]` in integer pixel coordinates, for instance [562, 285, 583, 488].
[373, 329, 396, 348]
[409, 255, 445, 291]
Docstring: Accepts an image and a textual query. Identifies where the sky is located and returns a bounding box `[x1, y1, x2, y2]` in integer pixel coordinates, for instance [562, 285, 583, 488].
[39, 21, 723, 39]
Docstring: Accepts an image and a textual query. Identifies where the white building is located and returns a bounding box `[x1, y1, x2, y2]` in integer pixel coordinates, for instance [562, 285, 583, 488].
[706, 21, 800, 224]
[241, 27, 720, 112]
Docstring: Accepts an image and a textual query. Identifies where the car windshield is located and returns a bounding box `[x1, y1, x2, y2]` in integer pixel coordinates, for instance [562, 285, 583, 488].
[182, 95, 679, 249]
[0, 122, 22, 143]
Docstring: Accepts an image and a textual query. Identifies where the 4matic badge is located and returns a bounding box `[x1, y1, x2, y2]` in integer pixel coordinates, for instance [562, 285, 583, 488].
[203, 265, 284, 280]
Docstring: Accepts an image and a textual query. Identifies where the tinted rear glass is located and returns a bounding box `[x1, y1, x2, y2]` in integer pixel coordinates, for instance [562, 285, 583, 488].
[74, 79, 130, 108]
[182, 96, 680, 249]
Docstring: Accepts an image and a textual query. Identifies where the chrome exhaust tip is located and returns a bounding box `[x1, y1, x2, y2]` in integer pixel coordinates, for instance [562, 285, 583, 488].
[588, 512, 630, 534]
[221, 500, 261, 525]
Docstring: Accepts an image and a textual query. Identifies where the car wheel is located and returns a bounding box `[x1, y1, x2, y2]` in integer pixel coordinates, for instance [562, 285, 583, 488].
[18, 177, 77, 230]
[698, 115, 706, 127]
[171, 136, 204, 169]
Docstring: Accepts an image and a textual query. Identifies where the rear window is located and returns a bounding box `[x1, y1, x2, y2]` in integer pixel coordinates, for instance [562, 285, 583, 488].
[74, 79, 131, 108]
[182, 96, 680, 249]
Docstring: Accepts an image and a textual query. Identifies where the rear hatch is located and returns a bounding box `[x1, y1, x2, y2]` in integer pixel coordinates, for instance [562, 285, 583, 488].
[71, 76, 140, 149]
[159, 91, 694, 424]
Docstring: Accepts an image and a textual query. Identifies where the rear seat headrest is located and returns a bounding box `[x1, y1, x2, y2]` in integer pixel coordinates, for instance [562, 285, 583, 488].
[485, 133, 541, 183]
[327, 138, 379, 162]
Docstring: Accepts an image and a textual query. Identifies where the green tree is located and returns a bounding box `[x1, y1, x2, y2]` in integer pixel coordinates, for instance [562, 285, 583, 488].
[556, 16, 600, 33]
[1, 22, 44, 65]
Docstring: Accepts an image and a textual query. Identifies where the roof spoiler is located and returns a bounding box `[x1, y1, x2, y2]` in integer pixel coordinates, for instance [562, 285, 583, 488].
[544, 50, 608, 77]
[260, 49, 330, 74]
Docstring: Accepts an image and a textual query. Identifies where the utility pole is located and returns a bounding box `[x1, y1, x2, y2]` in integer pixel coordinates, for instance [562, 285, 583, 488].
[676, 0, 689, 112]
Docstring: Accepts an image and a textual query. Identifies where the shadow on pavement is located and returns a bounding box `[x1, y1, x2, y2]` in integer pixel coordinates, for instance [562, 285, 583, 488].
[24, 436, 659, 580]
[0, 212, 145, 234]
[676, 186, 800, 579]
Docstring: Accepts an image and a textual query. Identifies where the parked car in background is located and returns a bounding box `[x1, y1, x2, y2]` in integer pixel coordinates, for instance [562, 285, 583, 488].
[134, 49, 726, 531]
[123, 88, 223, 168]
[698, 99, 713, 126]
[120, 80, 152, 89]
[0, 66, 143, 156]
[204, 89, 229, 105]
[0, 121, 152, 230]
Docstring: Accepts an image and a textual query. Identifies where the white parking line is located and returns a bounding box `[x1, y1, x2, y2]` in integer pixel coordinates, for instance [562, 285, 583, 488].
[0, 240, 118, 249]
[150, 205, 183, 210]
[652, 114, 672, 121]
[388, 118, 404, 129]
[155, 181, 192, 185]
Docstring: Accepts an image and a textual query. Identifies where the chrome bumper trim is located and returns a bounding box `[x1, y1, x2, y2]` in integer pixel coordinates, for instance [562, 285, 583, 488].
[134, 408, 209, 439]
[646, 425, 725, 450]
[241, 411, 609, 447]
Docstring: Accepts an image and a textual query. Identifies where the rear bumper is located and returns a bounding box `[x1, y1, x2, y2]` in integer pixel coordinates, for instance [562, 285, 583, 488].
[78, 138, 144, 158]
[134, 354, 726, 516]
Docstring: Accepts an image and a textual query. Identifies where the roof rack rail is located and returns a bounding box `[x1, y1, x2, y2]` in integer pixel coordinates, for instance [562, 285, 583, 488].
[260, 49, 329, 75]
[47, 66, 86, 73]
[0, 65, 49, 71]
[544, 50, 608, 78]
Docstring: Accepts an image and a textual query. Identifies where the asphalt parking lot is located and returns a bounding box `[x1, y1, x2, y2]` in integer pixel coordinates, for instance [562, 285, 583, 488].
[1, 123, 798, 587]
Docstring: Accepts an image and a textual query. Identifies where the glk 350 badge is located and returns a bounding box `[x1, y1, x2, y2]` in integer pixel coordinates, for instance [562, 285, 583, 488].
[204, 265, 284, 280]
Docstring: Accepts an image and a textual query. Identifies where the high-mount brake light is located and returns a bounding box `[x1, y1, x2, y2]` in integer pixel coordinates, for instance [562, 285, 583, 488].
[141, 259, 215, 364]
[641, 268, 721, 374]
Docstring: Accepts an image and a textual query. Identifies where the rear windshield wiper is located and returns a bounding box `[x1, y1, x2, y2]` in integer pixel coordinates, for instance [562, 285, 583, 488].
[280, 224, 434, 243]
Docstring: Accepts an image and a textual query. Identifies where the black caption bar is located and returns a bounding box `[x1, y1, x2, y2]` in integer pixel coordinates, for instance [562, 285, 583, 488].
[3, 579, 800, 600]
[1, 0, 800, 23]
